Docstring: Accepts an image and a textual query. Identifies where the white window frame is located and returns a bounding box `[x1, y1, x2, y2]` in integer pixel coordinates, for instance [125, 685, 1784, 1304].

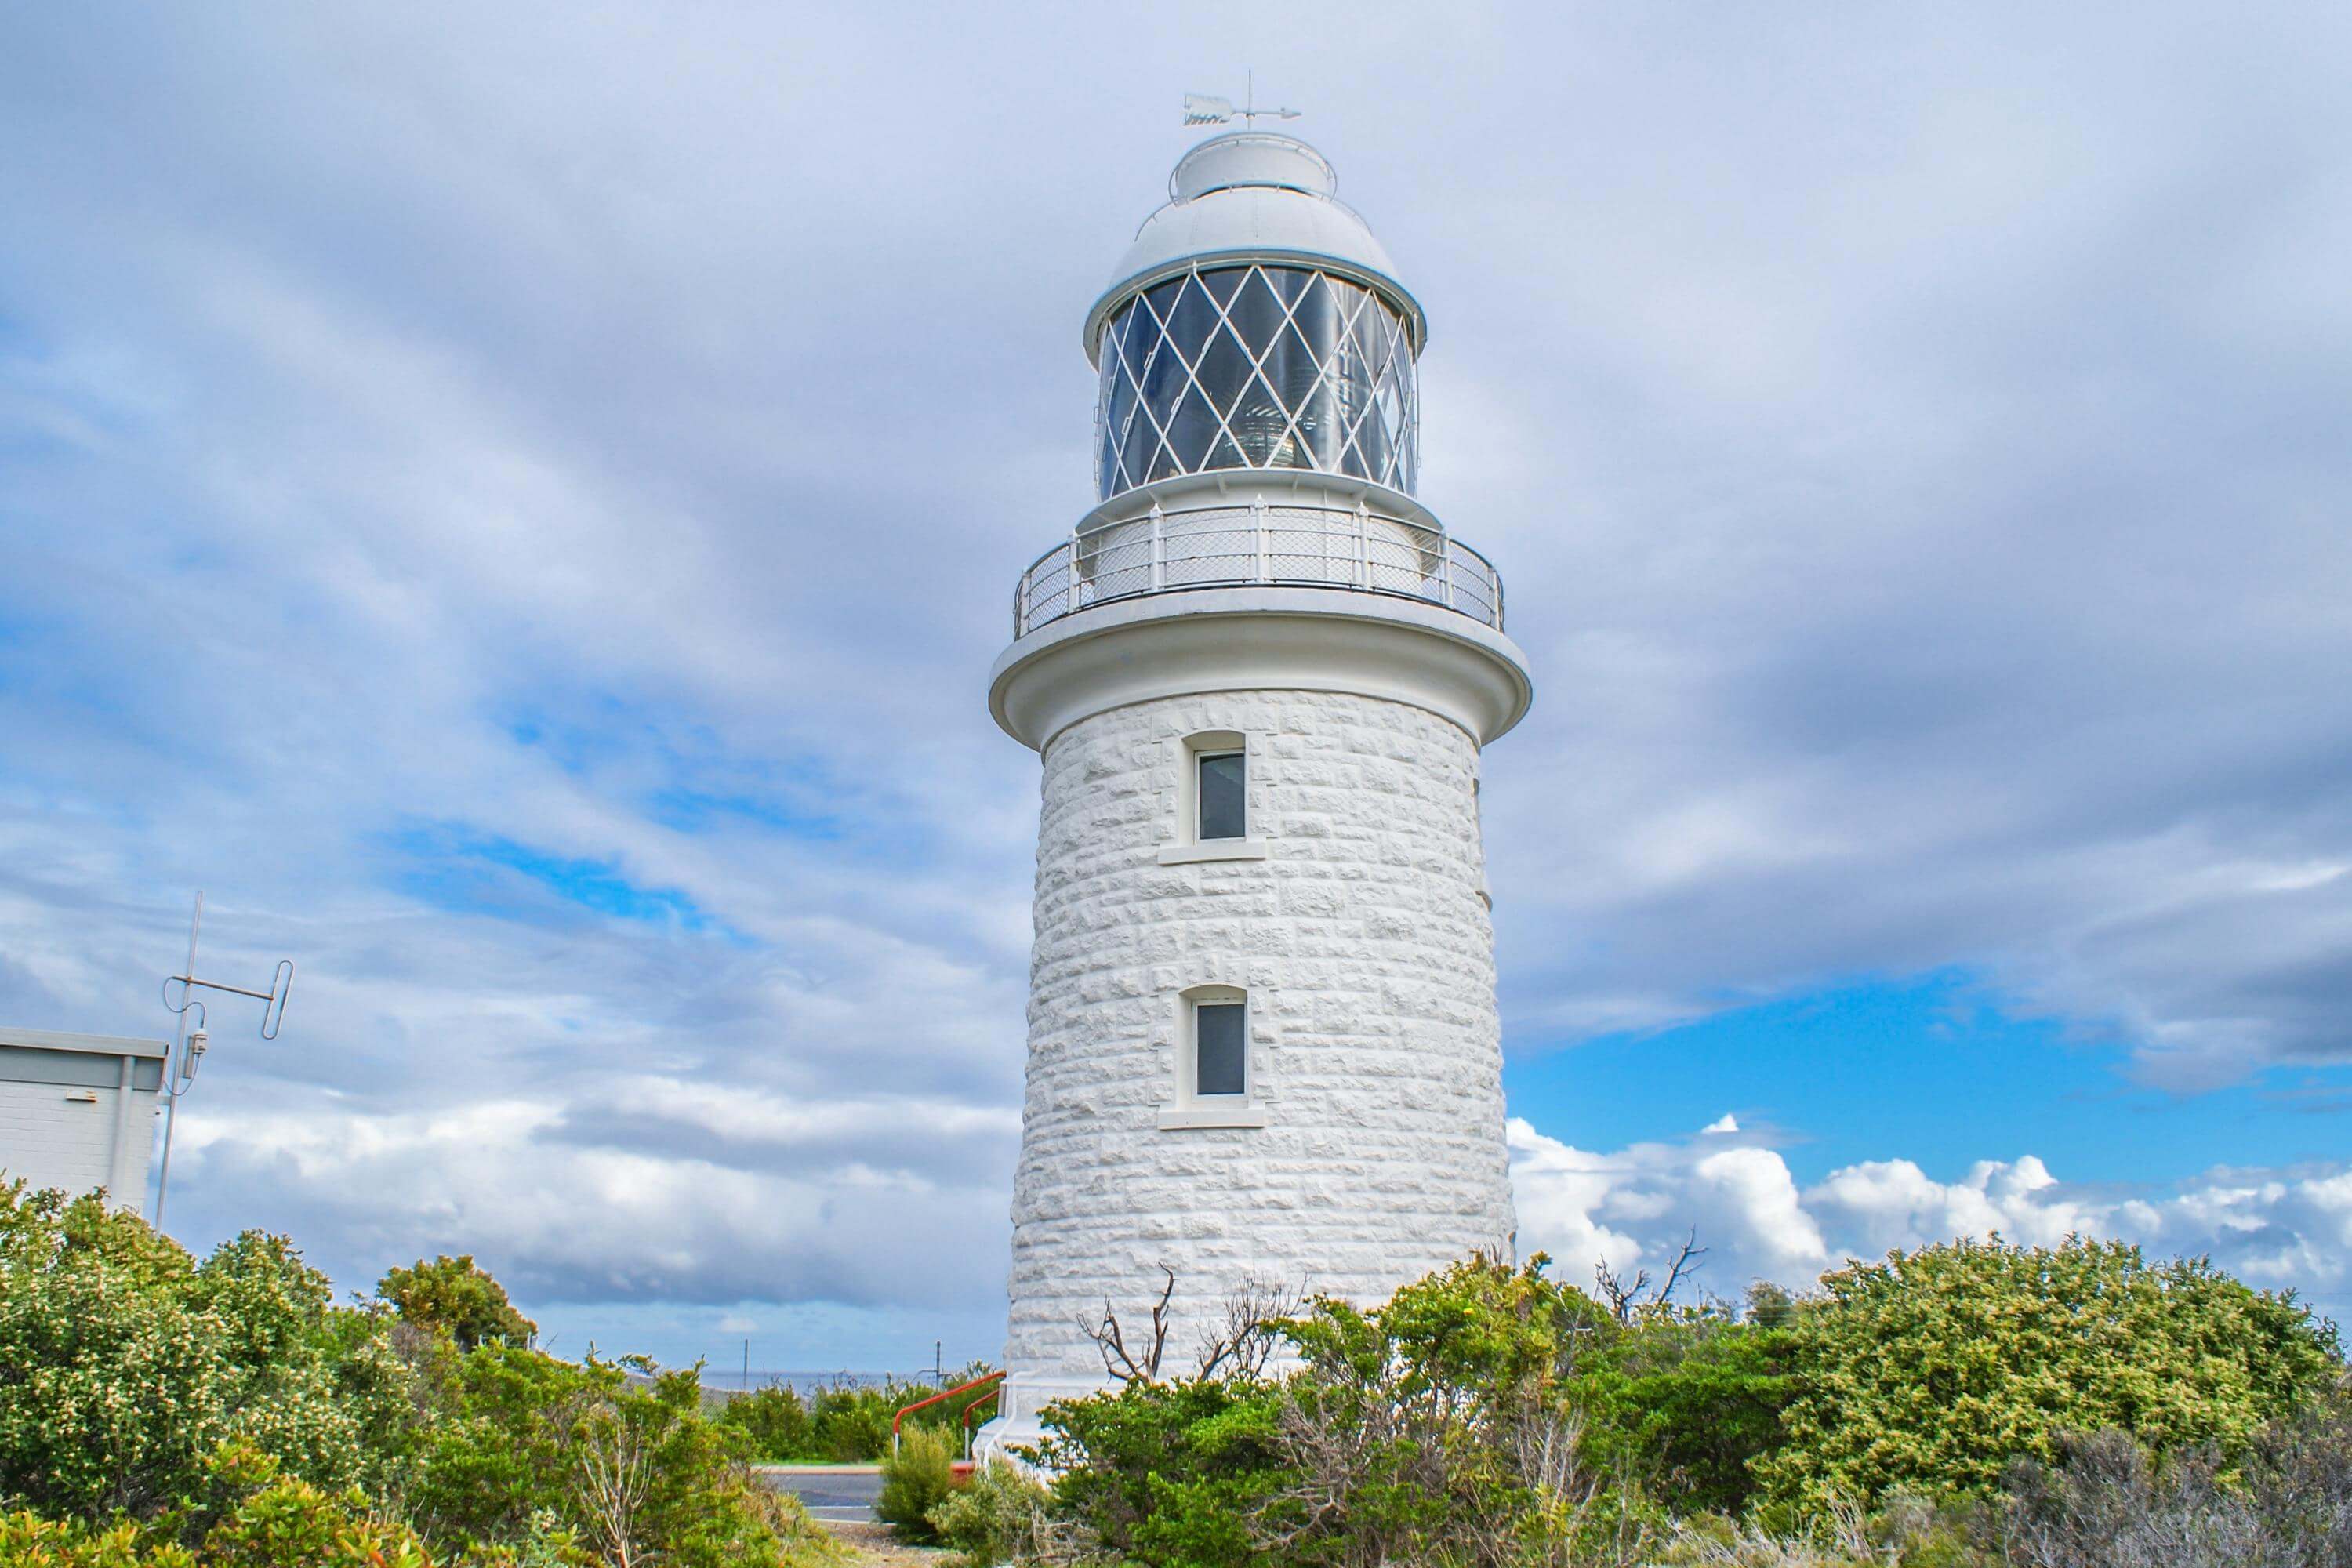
[1158, 983, 1267, 1131]
[1159, 729, 1269, 865]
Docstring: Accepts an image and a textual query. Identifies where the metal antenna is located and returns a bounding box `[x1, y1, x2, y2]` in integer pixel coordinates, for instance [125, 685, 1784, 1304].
[1181, 72, 1301, 129]
[154, 890, 296, 1225]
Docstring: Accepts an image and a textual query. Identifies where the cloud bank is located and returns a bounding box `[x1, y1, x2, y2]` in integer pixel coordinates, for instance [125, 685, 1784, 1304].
[1511, 1117, 2352, 1306]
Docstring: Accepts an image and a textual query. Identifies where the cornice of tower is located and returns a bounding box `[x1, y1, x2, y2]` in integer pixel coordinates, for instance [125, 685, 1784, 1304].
[987, 584, 1532, 754]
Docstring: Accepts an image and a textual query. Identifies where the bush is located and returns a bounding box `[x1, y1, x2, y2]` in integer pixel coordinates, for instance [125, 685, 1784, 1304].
[1999, 1397, 2352, 1566]
[715, 1385, 813, 1461]
[1036, 1256, 1638, 1566]
[0, 1181, 397, 1518]
[378, 1256, 537, 1352]
[1029, 1247, 2347, 1566]
[808, 1385, 898, 1463]
[926, 1458, 1051, 1567]
[876, 1425, 956, 1543]
[1755, 1237, 2342, 1522]
[1572, 1301, 1793, 1517]
[402, 1349, 801, 1567]
[1034, 1374, 1288, 1565]
[0, 1439, 441, 1568]
[738, 1369, 999, 1463]
[0, 1181, 837, 1567]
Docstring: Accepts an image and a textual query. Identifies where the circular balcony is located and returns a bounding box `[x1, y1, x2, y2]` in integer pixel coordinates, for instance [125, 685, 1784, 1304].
[1012, 495, 1504, 639]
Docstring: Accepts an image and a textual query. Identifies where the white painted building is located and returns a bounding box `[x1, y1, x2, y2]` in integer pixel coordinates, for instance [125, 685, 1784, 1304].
[979, 131, 1533, 1450]
[0, 1026, 166, 1212]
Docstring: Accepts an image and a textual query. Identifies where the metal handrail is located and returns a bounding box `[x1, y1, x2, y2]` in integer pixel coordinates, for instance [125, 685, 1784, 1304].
[892, 1369, 1006, 1455]
[1012, 499, 1505, 638]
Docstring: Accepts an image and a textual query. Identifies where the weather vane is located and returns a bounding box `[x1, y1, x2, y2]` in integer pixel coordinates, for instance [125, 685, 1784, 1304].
[1182, 71, 1301, 129]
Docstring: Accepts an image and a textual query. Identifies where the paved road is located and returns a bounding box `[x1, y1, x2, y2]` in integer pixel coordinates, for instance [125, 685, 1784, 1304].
[755, 1465, 883, 1524]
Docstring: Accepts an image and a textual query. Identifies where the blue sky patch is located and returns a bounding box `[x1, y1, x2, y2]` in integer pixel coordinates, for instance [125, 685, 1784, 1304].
[388, 822, 716, 933]
[1504, 971, 2352, 1190]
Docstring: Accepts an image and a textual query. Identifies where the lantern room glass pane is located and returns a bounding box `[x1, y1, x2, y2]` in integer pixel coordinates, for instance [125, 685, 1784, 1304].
[1095, 264, 1417, 500]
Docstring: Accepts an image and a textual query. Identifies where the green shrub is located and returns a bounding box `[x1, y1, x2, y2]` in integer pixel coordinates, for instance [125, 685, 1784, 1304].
[0, 1181, 390, 1518]
[926, 1457, 1050, 1567]
[1036, 1257, 1630, 1566]
[0, 1439, 437, 1568]
[876, 1425, 956, 1543]
[0, 1181, 837, 1567]
[377, 1256, 536, 1352]
[404, 1350, 796, 1568]
[789, 1370, 998, 1463]
[714, 1385, 812, 1461]
[1035, 1375, 1288, 1565]
[808, 1385, 898, 1462]
[1571, 1303, 1792, 1516]
[1998, 1399, 2352, 1568]
[1755, 1237, 2343, 1523]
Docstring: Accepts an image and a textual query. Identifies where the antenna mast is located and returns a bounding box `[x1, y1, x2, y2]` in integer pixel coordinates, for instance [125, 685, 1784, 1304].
[154, 890, 296, 1225]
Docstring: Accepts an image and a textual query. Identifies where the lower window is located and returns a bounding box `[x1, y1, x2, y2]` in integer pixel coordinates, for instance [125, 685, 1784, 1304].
[1194, 1000, 1247, 1097]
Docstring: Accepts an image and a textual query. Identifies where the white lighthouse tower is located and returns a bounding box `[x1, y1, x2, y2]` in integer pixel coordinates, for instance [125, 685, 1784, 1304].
[982, 126, 1532, 1449]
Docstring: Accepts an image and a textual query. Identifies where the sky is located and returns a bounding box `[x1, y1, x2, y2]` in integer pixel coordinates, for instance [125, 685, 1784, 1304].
[2, 2, 2349, 1376]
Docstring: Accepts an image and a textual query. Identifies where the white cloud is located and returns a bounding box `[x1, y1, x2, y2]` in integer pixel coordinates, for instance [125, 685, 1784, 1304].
[1511, 1118, 2352, 1303]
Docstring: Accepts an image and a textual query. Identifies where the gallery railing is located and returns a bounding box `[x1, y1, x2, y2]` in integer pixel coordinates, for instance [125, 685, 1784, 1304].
[1013, 498, 1504, 638]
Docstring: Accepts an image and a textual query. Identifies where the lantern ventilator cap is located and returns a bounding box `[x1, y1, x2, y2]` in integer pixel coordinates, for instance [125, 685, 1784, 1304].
[1085, 130, 1425, 363]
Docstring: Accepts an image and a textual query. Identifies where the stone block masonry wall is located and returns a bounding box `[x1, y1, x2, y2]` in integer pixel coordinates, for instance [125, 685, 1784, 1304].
[1005, 687, 1515, 1410]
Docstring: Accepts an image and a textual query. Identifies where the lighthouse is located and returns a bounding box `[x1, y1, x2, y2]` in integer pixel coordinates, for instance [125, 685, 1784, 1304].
[981, 127, 1532, 1450]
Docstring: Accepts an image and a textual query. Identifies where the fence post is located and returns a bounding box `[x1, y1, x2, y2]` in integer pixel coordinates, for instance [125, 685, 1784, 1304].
[1253, 495, 1270, 583]
[1438, 535, 1457, 614]
[1356, 500, 1371, 589]
[1150, 502, 1166, 592]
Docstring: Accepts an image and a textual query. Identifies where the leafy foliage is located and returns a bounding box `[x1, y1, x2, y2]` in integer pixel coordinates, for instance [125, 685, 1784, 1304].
[1998, 1399, 2352, 1567]
[1030, 1243, 2343, 1566]
[0, 1182, 397, 1519]
[1755, 1237, 2342, 1519]
[876, 1426, 955, 1543]
[1033, 1375, 1289, 1565]
[714, 1369, 1000, 1463]
[712, 1385, 811, 1463]
[1036, 1255, 1659, 1566]
[0, 1181, 835, 1567]
[926, 1458, 1052, 1568]
[377, 1256, 537, 1352]
[0, 1439, 439, 1568]
[1571, 1304, 1793, 1517]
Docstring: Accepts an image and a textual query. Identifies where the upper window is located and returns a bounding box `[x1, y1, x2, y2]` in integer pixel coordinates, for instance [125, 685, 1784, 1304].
[1196, 750, 1246, 841]
[1194, 1000, 1247, 1098]
[1094, 263, 1418, 500]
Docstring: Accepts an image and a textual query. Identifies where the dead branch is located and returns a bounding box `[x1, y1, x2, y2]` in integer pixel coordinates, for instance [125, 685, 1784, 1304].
[1593, 1258, 1650, 1323]
[1596, 1229, 1708, 1323]
[572, 1399, 652, 1568]
[1194, 1275, 1301, 1381]
[1077, 1261, 1178, 1384]
[1656, 1227, 1708, 1305]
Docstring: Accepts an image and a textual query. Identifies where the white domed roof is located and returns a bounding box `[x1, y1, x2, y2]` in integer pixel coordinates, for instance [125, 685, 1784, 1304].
[1083, 132, 1425, 363]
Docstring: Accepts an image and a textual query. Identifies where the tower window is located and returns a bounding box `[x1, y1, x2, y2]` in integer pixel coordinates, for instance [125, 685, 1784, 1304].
[1194, 1000, 1247, 1097]
[1196, 750, 1246, 840]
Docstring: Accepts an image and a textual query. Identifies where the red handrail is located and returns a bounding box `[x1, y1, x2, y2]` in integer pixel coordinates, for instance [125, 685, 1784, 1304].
[960, 1381, 1003, 1455]
[891, 1369, 1005, 1453]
